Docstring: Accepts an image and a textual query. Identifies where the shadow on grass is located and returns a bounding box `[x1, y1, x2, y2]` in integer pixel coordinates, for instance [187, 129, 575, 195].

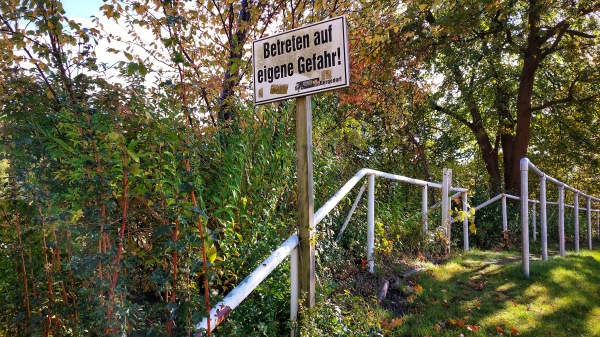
[386, 249, 600, 337]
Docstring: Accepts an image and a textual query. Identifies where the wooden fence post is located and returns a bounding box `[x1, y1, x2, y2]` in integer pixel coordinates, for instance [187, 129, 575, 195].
[296, 96, 315, 309]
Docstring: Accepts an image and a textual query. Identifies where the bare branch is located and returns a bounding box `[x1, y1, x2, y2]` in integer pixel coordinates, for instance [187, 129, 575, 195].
[565, 29, 596, 39]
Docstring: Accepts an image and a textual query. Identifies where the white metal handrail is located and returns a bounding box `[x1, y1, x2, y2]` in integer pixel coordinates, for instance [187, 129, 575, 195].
[197, 167, 467, 334]
[520, 158, 600, 277]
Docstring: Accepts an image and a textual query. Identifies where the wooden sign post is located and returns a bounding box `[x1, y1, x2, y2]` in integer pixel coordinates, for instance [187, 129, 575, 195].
[295, 95, 315, 308]
[252, 16, 349, 328]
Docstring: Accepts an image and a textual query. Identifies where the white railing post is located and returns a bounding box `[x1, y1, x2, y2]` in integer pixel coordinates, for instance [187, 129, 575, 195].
[587, 197, 592, 250]
[558, 184, 565, 257]
[422, 185, 428, 235]
[367, 174, 375, 274]
[532, 201, 537, 242]
[441, 168, 452, 253]
[540, 175, 548, 261]
[520, 158, 530, 277]
[597, 210, 599, 239]
[462, 191, 469, 251]
[502, 194, 508, 247]
[574, 192, 580, 252]
[290, 247, 298, 337]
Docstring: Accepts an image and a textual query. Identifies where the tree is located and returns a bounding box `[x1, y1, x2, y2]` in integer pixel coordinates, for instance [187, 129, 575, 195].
[412, 0, 600, 193]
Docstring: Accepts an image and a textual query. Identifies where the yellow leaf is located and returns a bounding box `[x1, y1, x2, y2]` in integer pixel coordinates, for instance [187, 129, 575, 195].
[207, 245, 217, 263]
[469, 223, 477, 234]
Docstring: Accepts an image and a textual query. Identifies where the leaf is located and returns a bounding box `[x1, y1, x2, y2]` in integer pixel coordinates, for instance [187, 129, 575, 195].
[127, 149, 140, 163]
[496, 326, 505, 333]
[53, 137, 74, 153]
[207, 245, 217, 263]
[469, 222, 477, 234]
[106, 131, 120, 142]
[467, 324, 480, 332]
[511, 328, 521, 335]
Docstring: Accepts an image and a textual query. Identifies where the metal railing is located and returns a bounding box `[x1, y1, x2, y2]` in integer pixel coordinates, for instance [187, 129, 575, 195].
[520, 158, 600, 277]
[196, 168, 467, 334]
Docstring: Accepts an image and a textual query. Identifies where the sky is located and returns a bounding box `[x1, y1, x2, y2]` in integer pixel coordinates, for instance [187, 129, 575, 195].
[61, 0, 104, 19]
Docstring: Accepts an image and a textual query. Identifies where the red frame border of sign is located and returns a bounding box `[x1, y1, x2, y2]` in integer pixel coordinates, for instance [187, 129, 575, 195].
[252, 16, 350, 105]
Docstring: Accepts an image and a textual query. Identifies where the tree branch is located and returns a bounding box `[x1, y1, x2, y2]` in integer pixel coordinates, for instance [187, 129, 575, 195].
[530, 81, 598, 112]
[565, 29, 596, 39]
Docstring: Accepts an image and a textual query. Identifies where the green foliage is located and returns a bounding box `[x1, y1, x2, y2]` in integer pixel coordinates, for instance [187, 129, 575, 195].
[298, 290, 383, 337]
[1, 1, 599, 336]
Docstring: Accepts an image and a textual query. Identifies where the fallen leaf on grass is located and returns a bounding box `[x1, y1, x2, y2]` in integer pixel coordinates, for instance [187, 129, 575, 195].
[467, 324, 480, 332]
[380, 317, 403, 331]
[497, 326, 505, 333]
[511, 327, 521, 335]
[434, 324, 442, 332]
[448, 318, 464, 327]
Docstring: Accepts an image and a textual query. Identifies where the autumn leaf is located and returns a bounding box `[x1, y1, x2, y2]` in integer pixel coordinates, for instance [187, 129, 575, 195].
[467, 324, 480, 332]
[414, 284, 423, 294]
[496, 326, 505, 333]
[381, 317, 403, 331]
[511, 327, 521, 335]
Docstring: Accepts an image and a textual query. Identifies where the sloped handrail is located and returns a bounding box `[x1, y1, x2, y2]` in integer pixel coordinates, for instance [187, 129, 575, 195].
[196, 168, 467, 334]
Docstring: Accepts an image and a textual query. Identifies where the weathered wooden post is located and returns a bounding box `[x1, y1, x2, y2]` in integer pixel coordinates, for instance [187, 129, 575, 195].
[296, 95, 315, 309]
[251, 16, 350, 333]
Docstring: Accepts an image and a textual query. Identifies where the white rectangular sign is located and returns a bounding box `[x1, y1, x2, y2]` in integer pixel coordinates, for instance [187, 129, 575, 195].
[252, 16, 350, 105]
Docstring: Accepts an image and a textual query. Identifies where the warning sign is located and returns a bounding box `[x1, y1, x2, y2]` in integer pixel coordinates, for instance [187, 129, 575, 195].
[252, 16, 350, 105]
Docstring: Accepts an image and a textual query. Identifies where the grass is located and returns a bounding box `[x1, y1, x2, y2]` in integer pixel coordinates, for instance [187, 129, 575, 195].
[378, 249, 600, 337]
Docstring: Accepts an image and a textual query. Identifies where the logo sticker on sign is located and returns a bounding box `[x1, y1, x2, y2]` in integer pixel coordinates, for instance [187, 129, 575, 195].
[252, 16, 350, 105]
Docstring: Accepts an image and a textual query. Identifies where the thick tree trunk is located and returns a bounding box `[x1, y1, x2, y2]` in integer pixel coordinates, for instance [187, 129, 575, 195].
[505, 0, 541, 194]
[469, 122, 502, 194]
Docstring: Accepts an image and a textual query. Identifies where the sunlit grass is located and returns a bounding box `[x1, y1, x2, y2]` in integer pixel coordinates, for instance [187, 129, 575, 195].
[382, 249, 600, 337]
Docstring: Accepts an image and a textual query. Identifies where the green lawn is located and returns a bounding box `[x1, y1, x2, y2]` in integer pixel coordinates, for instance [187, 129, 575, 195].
[382, 249, 600, 337]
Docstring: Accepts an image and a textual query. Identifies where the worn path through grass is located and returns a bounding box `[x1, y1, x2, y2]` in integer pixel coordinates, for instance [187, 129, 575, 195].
[381, 249, 600, 337]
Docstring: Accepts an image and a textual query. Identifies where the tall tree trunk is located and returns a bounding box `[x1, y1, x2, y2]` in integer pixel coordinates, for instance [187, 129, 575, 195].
[505, 0, 541, 193]
[468, 121, 502, 194]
